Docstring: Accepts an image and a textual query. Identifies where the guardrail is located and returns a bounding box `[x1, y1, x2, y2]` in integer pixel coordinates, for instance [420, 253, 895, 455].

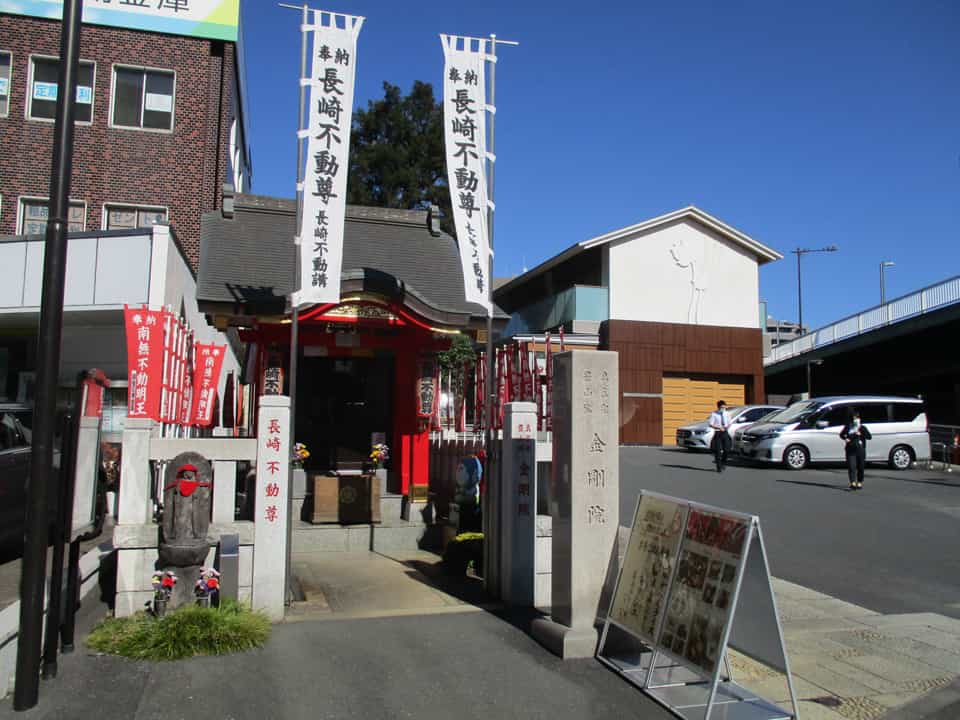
[766, 275, 960, 365]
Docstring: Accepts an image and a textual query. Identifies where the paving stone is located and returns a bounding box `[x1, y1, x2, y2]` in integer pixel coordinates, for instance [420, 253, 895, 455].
[805, 598, 880, 618]
[832, 695, 889, 720]
[734, 675, 830, 704]
[791, 658, 891, 695]
[869, 690, 932, 710]
[795, 699, 850, 720]
[884, 626, 960, 656]
[783, 617, 872, 636]
[771, 577, 835, 602]
[856, 613, 960, 634]
[841, 653, 944, 684]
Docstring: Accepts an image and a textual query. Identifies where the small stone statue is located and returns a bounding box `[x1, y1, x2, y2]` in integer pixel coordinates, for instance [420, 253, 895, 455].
[158, 452, 213, 608]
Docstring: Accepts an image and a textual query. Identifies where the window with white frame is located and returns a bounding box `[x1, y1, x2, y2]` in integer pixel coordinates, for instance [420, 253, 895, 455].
[112, 66, 174, 131]
[29, 56, 94, 122]
[19, 199, 86, 235]
[0, 52, 11, 117]
[104, 205, 167, 230]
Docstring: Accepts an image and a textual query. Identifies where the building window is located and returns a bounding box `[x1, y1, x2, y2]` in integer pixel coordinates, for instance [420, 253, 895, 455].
[19, 198, 86, 235]
[105, 205, 167, 230]
[0, 52, 11, 118]
[29, 56, 95, 123]
[112, 66, 174, 131]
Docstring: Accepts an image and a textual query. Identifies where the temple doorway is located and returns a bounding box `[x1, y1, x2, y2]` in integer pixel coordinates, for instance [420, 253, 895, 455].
[296, 354, 394, 473]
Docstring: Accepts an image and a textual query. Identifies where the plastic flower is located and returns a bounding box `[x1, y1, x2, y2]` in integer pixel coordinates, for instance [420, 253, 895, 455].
[370, 442, 390, 465]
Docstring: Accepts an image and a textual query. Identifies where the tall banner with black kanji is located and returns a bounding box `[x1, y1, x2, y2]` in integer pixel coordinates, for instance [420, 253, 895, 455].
[123, 305, 165, 420]
[440, 34, 492, 315]
[295, 10, 364, 308]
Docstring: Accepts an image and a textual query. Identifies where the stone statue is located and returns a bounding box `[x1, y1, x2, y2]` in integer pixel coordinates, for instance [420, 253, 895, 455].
[158, 452, 213, 608]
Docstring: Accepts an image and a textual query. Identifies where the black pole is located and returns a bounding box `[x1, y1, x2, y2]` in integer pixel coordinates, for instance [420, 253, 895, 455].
[14, 0, 83, 710]
[61, 539, 81, 653]
[42, 413, 75, 679]
[60, 397, 81, 653]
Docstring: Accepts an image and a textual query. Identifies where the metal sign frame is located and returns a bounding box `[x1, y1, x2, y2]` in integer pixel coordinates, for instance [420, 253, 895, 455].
[598, 491, 800, 720]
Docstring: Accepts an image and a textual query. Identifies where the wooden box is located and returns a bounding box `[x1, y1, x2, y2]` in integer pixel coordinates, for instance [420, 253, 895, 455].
[311, 473, 381, 524]
[311, 474, 339, 524]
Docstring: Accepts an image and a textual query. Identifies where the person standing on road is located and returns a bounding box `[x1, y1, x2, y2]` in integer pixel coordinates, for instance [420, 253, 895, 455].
[840, 408, 872, 490]
[709, 400, 732, 473]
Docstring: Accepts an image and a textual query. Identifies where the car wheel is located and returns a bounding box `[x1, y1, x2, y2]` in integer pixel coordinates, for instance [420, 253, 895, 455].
[889, 445, 913, 471]
[783, 445, 809, 471]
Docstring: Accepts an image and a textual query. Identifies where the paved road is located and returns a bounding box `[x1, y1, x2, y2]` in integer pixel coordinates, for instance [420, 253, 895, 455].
[620, 446, 960, 620]
[1, 596, 671, 720]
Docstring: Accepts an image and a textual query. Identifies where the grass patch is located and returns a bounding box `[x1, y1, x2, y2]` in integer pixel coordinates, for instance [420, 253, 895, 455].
[87, 600, 271, 661]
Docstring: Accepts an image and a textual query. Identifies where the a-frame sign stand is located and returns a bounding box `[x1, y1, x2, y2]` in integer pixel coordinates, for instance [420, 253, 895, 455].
[598, 491, 800, 720]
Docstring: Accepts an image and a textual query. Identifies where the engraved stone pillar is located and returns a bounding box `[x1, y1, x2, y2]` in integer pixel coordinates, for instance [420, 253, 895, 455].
[501, 402, 537, 607]
[532, 350, 619, 658]
[252, 395, 291, 621]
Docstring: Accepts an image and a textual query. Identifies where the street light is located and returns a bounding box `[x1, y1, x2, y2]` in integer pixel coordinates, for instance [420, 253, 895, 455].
[806, 358, 824, 399]
[792, 245, 839, 333]
[880, 261, 895, 305]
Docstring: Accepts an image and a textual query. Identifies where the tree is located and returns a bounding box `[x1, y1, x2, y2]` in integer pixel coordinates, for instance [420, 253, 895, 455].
[347, 81, 454, 235]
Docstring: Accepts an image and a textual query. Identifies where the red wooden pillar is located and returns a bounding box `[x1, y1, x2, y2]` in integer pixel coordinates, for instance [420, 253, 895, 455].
[394, 351, 414, 496]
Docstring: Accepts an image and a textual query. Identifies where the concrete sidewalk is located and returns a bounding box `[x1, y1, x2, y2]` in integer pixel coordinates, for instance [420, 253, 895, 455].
[3, 549, 960, 718]
[730, 578, 960, 720]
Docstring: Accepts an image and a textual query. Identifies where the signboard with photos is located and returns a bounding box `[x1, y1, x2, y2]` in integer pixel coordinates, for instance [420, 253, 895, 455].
[599, 491, 800, 720]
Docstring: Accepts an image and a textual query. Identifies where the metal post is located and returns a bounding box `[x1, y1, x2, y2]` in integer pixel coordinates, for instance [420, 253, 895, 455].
[282, 1, 309, 607]
[880, 262, 885, 306]
[795, 249, 803, 334]
[61, 539, 81, 652]
[42, 412, 75, 679]
[806, 361, 812, 399]
[14, 0, 83, 709]
[482, 34, 498, 593]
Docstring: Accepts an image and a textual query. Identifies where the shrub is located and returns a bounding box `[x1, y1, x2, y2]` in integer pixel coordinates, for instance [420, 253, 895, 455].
[87, 600, 271, 661]
[443, 532, 484, 576]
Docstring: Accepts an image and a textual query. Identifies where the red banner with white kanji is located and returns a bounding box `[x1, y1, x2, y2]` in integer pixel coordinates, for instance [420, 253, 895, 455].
[191, 343, 227, 427]
[124, 305, 165, 420]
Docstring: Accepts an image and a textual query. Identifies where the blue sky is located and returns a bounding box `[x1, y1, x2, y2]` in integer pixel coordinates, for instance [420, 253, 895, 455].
[241, 0, 959, 332]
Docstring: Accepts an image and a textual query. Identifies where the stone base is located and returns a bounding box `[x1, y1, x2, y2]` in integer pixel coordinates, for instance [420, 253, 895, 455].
[531, 618, 599, 659]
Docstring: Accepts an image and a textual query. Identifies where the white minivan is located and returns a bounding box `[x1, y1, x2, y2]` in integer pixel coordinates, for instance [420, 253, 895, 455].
[735, 396, 930, 471]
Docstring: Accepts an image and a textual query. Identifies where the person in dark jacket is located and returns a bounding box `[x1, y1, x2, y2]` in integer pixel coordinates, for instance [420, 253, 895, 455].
[839, 408, 872, 490]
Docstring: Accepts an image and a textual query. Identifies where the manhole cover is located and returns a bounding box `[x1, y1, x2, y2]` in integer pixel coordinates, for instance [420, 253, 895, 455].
[809, 696, 842, 708]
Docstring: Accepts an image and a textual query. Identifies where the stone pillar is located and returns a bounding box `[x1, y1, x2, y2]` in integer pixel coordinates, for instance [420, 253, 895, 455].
[501, 402, 537, 606]
[252, 395, 291, 621]
[116, 417, 155, 524]
[113, 417, 157, 616]
[212, 460, 237, 523]
[532, 351, 619, 658]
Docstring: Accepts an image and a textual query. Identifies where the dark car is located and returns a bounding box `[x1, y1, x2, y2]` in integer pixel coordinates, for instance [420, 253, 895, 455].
[0, 404, 35, 550]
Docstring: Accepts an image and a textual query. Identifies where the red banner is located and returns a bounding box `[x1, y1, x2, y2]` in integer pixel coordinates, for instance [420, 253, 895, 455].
[521, 342, 534, 402]
[124, 305, 165, 421]
[192, 343, 227, 427]
[475, 353, 486, 431]
[179, 330, 195, 426]
[545, 331, 553, 432]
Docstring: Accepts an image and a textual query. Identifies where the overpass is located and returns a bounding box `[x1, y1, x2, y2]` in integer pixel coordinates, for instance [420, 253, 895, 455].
[764, 276, 960, 425]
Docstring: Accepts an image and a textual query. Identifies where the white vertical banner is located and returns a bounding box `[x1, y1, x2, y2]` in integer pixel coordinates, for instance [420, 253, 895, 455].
[295, 10, 364, 308]
[441, 35, 493, 315]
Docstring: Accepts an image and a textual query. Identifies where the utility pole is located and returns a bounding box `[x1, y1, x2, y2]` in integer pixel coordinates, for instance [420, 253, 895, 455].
[14, 0, 84, 710]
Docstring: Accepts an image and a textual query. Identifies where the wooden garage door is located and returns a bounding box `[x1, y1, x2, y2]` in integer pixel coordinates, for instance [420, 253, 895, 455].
[662, 377, 746, 445]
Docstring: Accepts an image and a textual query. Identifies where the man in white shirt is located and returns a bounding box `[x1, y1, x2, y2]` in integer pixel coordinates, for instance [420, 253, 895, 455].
[708, 400, 731, 473]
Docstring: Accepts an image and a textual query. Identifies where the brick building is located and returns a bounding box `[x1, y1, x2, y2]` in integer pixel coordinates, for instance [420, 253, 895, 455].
[0, 5, 251, 267]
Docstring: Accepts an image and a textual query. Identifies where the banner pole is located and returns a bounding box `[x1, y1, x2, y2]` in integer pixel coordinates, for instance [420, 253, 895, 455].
[282, 1, 309, 607]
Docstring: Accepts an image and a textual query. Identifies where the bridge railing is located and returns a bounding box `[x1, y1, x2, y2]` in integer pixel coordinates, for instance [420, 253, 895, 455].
[767, 275, 960, 365]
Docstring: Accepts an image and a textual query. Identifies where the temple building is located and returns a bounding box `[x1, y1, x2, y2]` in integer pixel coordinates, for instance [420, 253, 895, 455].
[196, 191, 506, 502]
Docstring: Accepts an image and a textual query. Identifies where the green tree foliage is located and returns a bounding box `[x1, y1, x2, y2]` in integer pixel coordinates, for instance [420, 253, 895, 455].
[347, 81, 454, 235]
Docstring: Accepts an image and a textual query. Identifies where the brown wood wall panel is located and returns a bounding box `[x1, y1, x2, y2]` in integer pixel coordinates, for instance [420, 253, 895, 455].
[603, 319, 765, 444]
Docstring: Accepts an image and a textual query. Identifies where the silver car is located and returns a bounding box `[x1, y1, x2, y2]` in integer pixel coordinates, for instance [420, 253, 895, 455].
[676, 405, 784, 451]
[735, 395, 930, 470]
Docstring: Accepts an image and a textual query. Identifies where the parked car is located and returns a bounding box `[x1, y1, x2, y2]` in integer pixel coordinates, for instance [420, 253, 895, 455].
[0, 404, 36, 550]
[676, 405, 784, 450]
[734, 395, 930, 470]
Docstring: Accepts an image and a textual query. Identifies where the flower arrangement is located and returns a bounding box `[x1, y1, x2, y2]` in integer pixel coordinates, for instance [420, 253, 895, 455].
[152, 570, 177, 605]
[194, 568, 221, 602]
[369, 442, 390, 468]
[150, 571, 177, 616]
[291, 442, 310, 469]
